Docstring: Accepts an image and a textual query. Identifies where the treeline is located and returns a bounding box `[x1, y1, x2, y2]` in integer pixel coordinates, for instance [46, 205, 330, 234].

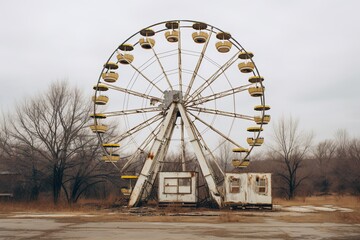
[0, 81, 121, 204]
[1, 82, 359, 204]
[244, 124, 360, 199]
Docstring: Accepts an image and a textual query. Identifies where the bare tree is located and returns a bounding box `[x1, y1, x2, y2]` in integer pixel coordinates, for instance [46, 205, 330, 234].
[335, 129, 350, 159]
[7, 81, 108, 204]
[269, 116, 313, 199]
[216, 140, 234, 173]
[61, 132, 119, 204]
[332, 130, 360, 195]
[313, 140, 336, 193]
[348, 138, 360, 194]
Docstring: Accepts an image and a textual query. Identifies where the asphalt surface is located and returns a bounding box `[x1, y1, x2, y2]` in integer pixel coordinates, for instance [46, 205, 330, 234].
[1, 217, 360, 239]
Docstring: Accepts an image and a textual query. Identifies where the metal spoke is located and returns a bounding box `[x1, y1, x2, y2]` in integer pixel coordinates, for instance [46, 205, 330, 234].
[102, 107, 161, 117]
[185, 51, 240, 102]
[180, 118, 186, 171]
[112, 113, 164, 143]
[189, 115, 224, 177]
[151, 47, 173, 90]
[184, 27, 213, 99]
[186, 84, 251, 107]
[188, 107, 254, 121]
[128, 62, 164, 94]
[188, 111, 243, 149]
[121, 120, 163, 172]
[178, 22, 183, 93]
[105, 84, 163, 103]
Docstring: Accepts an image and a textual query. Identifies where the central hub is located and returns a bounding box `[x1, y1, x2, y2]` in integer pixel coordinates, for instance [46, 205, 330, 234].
[161, 90, 183, 110]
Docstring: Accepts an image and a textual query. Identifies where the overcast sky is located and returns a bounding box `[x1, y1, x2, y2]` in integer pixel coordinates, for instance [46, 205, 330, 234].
[1, 0, 359, 143]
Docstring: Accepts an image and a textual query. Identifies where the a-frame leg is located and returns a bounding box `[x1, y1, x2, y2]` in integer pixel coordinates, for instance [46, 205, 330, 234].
[177, 104, 222, 207]
[128, 103, 178, 207]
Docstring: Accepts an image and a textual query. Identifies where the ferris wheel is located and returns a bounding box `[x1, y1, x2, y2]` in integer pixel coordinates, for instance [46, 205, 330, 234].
[90, 20, 270, 207]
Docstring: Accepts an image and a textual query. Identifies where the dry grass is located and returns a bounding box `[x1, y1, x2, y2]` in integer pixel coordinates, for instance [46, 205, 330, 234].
[273, 195, 360, 224]
[273, 195, 360, 209]
[1, 195, 359, 224]
[0, 198, 115, 213]
[276, 211, 360, 224]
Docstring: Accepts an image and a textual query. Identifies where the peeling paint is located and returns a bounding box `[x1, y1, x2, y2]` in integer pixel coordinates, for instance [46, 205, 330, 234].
[224, 173, 272, 207]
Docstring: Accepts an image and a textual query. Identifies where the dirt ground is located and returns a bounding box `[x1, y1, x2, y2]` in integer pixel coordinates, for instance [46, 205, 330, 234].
[0, 196, 359, 239]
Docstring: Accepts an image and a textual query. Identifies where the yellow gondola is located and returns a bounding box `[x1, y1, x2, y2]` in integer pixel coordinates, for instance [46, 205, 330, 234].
[238, 159, 250, 168]
[248, 87, 264, 97]
[247, 126, 263, 132]
[165, 21, 179, 29]
[117, 53, 134, 64]
[139, 29, 156, 49]
[93, 83, 108, 91]
[165, 30, 179, 42]
[101, 153, 120, 162]
[232, 147, 249, 153]
[140, 28, 155, 37]
[192, 22, 208, 43]
[254, 105, 271, 111]
[232, 158, 250, 168]
[232, 159, 241, 167]
[102, 143, 120, 148]
[118, 43, 134, 51]
[238, 51, 254, 59]
[247, 137, 264, 146]
[216, 32, 232, 53]
[121, 175, 139, 179]
[92, 95, 109, 105]
[254, 115, 271, 124]
[121, 188, 131, 196]
[238, 62, 255, 73]
[89, 113, 106, 119]
[89, 125, 108, 133]
[103, 62, 118, 70]
[192, 32, 209, 43]
[164, 21, 179, 43]
[101, 71, 119, 83]
[120, 175, 139, 196]
[249, 76, 264, 83]
[215, 41, 232, 53]
[118, 43, 134, 64]
[139, 38, 155, 49]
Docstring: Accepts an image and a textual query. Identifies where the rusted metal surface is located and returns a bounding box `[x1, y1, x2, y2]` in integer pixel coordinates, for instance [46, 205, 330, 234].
[224, 173, 272, 208]
[158, 172, 198, 205]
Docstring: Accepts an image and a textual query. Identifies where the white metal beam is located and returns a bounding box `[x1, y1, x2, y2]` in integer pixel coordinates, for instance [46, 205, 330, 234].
[139, 110, 177, 203]
[177, 103, 222, 207]
[128, 103, 178, 207]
